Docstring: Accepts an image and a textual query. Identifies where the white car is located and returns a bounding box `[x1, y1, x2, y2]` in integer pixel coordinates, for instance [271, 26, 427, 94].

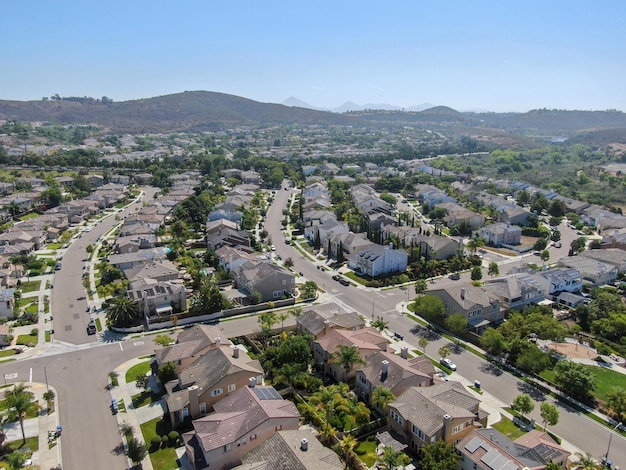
[270, 244, 276, 251]
[440, 358, 457, 371]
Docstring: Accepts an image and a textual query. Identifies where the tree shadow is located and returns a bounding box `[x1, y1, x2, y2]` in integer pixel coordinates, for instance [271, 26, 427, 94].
[479, 362, 503, 376]
[111, 441, 126, 456]
[516, 381, 546, 402]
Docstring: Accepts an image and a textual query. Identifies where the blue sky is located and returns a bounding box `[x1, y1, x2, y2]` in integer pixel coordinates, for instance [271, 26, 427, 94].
[4, 1, 625, 112]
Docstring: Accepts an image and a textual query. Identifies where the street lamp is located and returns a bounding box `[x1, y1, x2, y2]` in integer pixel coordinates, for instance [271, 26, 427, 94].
[604, 421, 623, 465]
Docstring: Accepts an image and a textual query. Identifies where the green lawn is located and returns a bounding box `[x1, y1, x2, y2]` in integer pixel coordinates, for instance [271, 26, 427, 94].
[18, 281, 41, 294]
[0, 350, 17, 358]
[45, 243, 63, 250]
[0, 436, 39, 468]
[126, 361, 152, 383]
[132, 390, 162, 408]
[590, 365, 626, 402]
[140, 418, 178, 470]
[492, 414, 526, 440]
[16, 334, 38, 347]
[354, 436, 378, 467]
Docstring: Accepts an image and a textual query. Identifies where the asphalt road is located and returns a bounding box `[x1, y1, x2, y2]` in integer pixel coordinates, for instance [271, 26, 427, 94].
[266, 181, 626, 465]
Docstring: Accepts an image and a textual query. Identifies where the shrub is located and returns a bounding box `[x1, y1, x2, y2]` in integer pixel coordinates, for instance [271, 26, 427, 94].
[150, 436, 162, 449]
[168, 430, 180, 445]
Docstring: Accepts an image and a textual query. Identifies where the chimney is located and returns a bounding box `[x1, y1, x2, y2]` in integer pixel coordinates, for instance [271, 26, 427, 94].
[215, 337, 221, 344]
[461, 288, 465, 300]
[381, 360, 389, 381]
[300, 438, 308, 451]
[248, 377, 256, 388]
[232, 346, 240, 359]
[443, 414, 452, 437]
[400, 347, 408, 359]
[324, 320, 330, 335]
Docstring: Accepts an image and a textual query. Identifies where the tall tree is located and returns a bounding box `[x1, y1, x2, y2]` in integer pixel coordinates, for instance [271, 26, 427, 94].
[370, 316, 388, 332]
[488, 261, 499, 277]
[414, 279, 428, 296]
[414, 295, 445, 323]
[330, 345, 366, 382]
[553, 361, 596, 402]
[445, 313, 468, 342]
[418, 336, 429, 353]
[479, 328, 506, 356]
[420, 440, 461, 470]
[540, 402, 559, 431]
[4, 383, 38, 444]
[371, 386, 395, 413]
[513, 394, 535, 422]
[377, 446, 411, 470]
[105, 296, 140, 328]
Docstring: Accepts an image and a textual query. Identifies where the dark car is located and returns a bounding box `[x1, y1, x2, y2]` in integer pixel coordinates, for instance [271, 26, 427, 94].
[393, 331, 404, 340]
[332, 274, 340, 281]
[86, 322, 97, 335]
[339, 278, 350, 286]
[448, 273, 460, 280]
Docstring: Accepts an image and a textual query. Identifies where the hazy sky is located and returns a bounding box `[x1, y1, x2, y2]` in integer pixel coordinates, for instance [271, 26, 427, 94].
[4, 1, 625, 112]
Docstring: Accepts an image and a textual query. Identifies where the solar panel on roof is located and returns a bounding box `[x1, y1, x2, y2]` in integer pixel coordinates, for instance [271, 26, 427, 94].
[465, 437, 484, 453]
[253, 387, 282, 400]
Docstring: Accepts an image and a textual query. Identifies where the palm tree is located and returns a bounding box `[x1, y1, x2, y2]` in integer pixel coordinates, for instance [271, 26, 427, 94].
[5, 451, 28, 470]
[418, 336, 429, 353]
[338, 434, 358, 469]
[279, 311, 289, 332]
[330, 345, 366, 382]
[371, 386, 395, 413]
[370, 316, 388, 332]
[572, 452, 600, 470]
[377, 446, 411, 470]
[288, 306, 302, 319]
[105, 296, 140, 328]
[465, 236, 486, 256]
[4, 383, 38, 444]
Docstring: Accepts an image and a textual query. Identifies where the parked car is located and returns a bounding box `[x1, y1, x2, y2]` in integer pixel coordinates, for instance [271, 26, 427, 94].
[440, 357, 457, 371]
[554, 242, 562, 248]
[55, 263, 62, 271]
[332, 274, 340, 281]
[86, 322, 97, 335]
[339, 278, 350, 286]
[448, 273, 460, 280]
[393, 331, 404, 340]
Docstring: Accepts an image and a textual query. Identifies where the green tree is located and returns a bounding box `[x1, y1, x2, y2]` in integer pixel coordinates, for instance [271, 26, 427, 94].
[540, 249, 550, 264]
[546, 461, 561, 470]
[606, 387, 626, 421]
[301, 280, 318, 299]
[420, 440, 461, 470]
[377, 446, 411, 470]
[283, 257, 294, 268]
[337, 434, 358, 467]
[515, 345, 552, 375]
[445, 313, 468, 342]
[108, 371, 120, 387]
[540, 402, 559, 432]
[418, 336, 429, 353]
[513, 393, 535, 422]
[371, 386, 395, 413]
[488, 261, 499, 277]
[125, 436, 148, 465]
[5, 451, 28, 470]
[158, 361, 177, 383]
[43, 389, 56, 413]
[105, 296, 140, 328]
[414, 278, 428, 296]
[438, 346, 451, 359]
[136, 374, 150, 391]
[571, 452, 600, 470]
[330, 345, 366, 382]
[480, 328, 506, 356]
[553, 361, 596, 402]
[153, 334, 174, 347]
[4, 383, 38, 444]
[471, 266, 483, 281]
[465, 236, 486, 256]
[370, 316, 388, 332]
[414, 295, 445, 323]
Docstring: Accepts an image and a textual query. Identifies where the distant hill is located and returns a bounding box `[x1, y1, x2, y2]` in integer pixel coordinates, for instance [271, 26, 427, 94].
[332, 101, 401, 113]
[0, 91, 358, 133]
[1, 91, 625, 138]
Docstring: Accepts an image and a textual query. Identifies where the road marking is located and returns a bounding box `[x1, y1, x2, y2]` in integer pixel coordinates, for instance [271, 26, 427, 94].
[4, 373, 17, 380]
[134, 341, 144, 346]
[29, 367, 33, 383]
[119, 342, 124, 351]
[375, 291, 386, 298]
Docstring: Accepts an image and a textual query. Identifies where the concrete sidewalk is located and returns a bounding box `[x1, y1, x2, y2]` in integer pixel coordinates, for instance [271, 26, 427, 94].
[2, 382, 62, 470]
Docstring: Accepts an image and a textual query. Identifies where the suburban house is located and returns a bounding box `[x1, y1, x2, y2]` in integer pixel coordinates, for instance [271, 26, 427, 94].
[519, 267, 584, 297]
[233, 261, 296, 302]
[182, 385, 300, 470]
[429, 284, 503, 334]
[557, 256, 618, 287]
[387, 381, 488, 455]
[349, 243, 409, 277]
[155, 324, 231, 370]
[216, 246, 270, 273]
[313, 327, 389, 382]
[108, 249, 168, 271]
[499, 206, 532, 226]
[163, 344, 264, 426]
[435, 202, 485, 228]
[122, 260, 180, 283]
[579, 248, 626, 274]
[206, 219, 251, 250]
[296, 303, 365, 340]
[478, 223, 522, 248]
[113, 234, 156, 253]
[484, 273, 545, 312]
[456, 428, 570, 470]
[236, 429, 343, 470]
[355, 351, 435, 409]
[0, 289, 15, 319]
[127, 278, 187, 318]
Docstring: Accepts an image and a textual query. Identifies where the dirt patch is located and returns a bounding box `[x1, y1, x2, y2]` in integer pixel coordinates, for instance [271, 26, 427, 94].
[549, 342, 597, 359]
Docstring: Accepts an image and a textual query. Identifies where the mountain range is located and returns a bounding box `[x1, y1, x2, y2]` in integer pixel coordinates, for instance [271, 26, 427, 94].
[281, 97, 435, 113]
[0, 91, 625, 141]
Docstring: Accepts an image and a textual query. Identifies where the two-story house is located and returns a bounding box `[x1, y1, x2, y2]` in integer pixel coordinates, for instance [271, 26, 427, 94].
[182, 385, 300, 470]
[484, 273, 545, 312]
[387, 381, 488, 455]
[233, 261, 296, 302]
[349, 243, 408, 277]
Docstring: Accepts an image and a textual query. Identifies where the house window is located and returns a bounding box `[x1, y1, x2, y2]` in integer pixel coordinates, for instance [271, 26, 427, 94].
[275, 424, 282, 431]
[199, 402, 206, 415]
[223, 443, 231, 452]
[452, 424, 462, 434]
[250, 434, 257, 441]
[228, 384, 236, 392]
[412, 425, 426, 441]
[182, 407, 189, 418]
[282, 280, 286, 285]
[390, 410, 403, 425]
[211, 388, 223, 397]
